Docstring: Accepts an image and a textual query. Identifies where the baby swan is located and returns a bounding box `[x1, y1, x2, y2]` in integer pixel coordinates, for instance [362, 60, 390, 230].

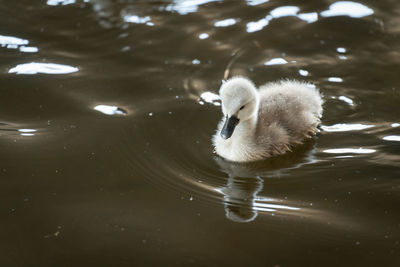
[213, 77, 323, 162]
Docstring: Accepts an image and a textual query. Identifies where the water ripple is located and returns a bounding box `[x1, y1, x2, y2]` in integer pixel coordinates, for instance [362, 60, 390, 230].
[118, 103, 336, 224]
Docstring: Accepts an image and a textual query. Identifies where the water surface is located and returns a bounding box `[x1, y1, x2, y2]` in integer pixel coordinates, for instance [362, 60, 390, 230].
[1, 0, 400, 266]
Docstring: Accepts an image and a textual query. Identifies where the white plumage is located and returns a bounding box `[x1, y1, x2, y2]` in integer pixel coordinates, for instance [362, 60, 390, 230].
[213, 76, 323, 162]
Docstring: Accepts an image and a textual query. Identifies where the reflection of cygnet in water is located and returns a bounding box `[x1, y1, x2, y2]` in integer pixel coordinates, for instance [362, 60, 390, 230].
[220, 175, 263, 223]
[215, 157, 304, 223]
[213, 77, 323, 162]
[215, 157, 263, 223]
[88, 0, 117, 28]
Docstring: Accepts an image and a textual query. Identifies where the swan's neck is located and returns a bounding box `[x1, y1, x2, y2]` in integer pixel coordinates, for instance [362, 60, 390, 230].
[241, 115, 257, 130]
[235, 112, 258, 140]
[241, 95, 260, 133]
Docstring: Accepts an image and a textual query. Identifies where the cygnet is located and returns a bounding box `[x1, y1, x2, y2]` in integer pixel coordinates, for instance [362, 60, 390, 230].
[213, 77, 323, 162]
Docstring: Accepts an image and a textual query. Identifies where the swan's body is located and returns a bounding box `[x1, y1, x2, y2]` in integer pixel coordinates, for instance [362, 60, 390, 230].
[213, 77, 323, 162]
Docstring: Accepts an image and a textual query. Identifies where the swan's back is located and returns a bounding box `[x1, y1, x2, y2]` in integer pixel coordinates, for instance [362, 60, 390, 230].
[256, 80, 323, 151]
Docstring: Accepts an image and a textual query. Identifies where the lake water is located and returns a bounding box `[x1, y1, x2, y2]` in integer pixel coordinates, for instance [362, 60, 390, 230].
[1, 0, 400, 266]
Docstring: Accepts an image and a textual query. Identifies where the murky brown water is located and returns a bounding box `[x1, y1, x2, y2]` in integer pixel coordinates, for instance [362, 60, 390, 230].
[1, 0, 400, 266]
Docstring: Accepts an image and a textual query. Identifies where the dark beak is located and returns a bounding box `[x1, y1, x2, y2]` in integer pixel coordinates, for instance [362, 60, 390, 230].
[221, 115, 240, 140]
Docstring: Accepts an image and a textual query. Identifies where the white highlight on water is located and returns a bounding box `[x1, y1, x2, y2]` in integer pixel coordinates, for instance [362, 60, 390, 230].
[320, 1, 374, 18]
[299, 69, 309, 76]
[18, 129, 37, 133]
[214, 18, 237, 27]
[0, 35, 29, 46]
[338, 96, 354, 106]
[270, 6, 300, 18]
[19, 46, 39, 53]
[321, 123, 374, 132]
[200, 92, 221, 106]
[124, 15, 152, 25]
[297, 12, 318, 23]
[9, 63, 79, 75]
[383, 136, 400, 142]
[264, 58, 288, 65]
[165, 0, 222, 15]
[0, 35, 40, 53]
[21, 133, 35, 136]
[192, 59, 200, 64]
[246, 0, 269, 6]
[47, 0, 76, 6]
[246, 6, 318, 33]
[323, 148, 376, 154]
[94, 105, 126, 115]
[328, 77, 343, 83]
[246, 18, 270, 32]
[199, 33, 209, 39]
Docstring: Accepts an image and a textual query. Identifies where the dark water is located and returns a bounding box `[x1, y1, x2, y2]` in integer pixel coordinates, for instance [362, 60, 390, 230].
[1, 0, 400, 266]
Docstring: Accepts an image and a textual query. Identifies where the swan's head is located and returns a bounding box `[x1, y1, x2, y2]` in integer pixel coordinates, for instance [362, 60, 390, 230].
[219, 77, 259, 140]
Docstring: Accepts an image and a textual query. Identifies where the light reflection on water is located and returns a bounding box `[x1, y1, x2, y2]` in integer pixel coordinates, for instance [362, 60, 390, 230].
[328, 77, 344, 83]
[0, 35, 28, 46]
[320, 1, 374, 18]
[321, 123, 374, 132]
[94, 105, 127, 115]
[382, 135, 400, 142]
[297, 12, 318, 23]
[214, 18, 237, 27]
[200, 92, 220, 106]
[264, 58, 288, 65]
[9, 62, 79, 75]
[191, 59, 201, 65]
[244, 1, 374, 33]
[323, 148, 376, 154]
[19, 46, 39, 53]
[246, 6, 318, 33]
[0, 34, 38, 53]
[246, 0, 269, 6]
[46, 0, 76, 6]
[270, 6, 300, 18]
[18, 129, 37, 137]
[299, 69, 309, 76]
[246, 17, 269, 33]
[164, 0, 222, 15]
[338, 96, 354, 106]
[123, 15, 153, 26]
[198, 33, 209, 39]
[18, 129, 37, 133]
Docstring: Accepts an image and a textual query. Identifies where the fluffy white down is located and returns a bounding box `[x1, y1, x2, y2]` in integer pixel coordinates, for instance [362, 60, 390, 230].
[213, 77, 323, 162]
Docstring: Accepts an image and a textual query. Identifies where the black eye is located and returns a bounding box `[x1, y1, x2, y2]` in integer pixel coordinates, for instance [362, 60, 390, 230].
[240, 105, 245, 110]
